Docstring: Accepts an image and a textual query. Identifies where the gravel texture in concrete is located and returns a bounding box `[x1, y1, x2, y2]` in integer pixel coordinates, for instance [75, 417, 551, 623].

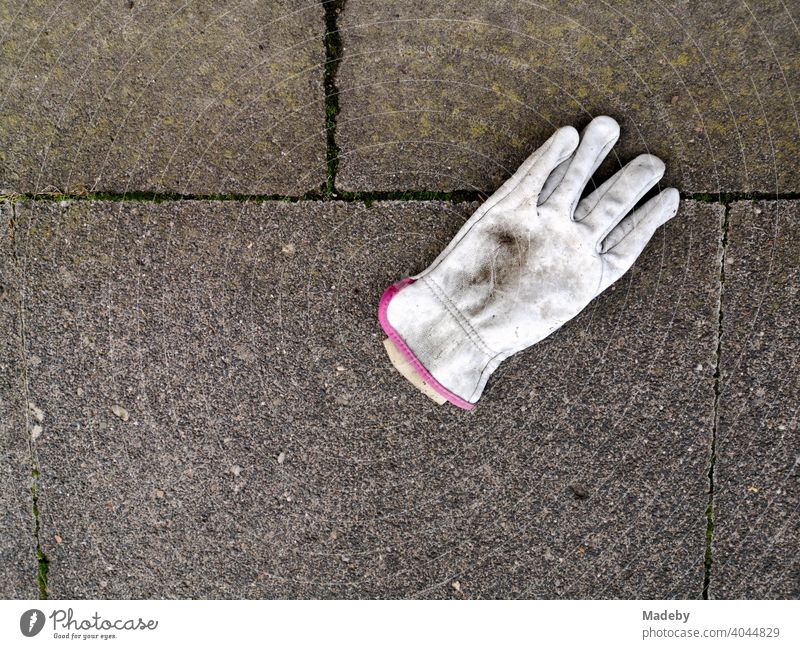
[12, 197, 721, 598]
[0, 1, 327, 195]
[711, 201, 799, 598]
[336, 0, 799, 194]
[0, 201, 39, 598]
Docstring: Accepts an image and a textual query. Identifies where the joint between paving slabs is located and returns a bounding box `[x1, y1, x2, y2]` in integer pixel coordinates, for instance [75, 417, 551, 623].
[702, 201, 729, 599]
[322, 0, 346, 198]
[0, 191, 798, 206]
[8, 203, 50, 599]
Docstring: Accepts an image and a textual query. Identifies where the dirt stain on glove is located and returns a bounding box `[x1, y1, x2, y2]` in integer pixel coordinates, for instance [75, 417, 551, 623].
[464, 226, 535, 316]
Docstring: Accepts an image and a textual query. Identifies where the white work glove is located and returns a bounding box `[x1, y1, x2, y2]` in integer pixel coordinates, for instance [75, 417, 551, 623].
[378, 116, 680, 410]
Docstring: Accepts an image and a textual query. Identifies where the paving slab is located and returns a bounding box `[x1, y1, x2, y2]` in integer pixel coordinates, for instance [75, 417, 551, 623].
[0, 1, 326, 195]
[16, 197, 720, 598]
[712, 201, 799, 599]
[0, 201, 39, 598]
[336, 0, 799, 193]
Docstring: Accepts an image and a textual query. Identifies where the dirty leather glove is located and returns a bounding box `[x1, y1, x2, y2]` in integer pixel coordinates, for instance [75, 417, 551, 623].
[378, 116, 680, 410]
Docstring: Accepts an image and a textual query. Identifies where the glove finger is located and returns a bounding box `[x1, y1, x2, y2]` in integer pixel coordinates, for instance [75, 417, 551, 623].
[539, 115, 620, 210]
[483, 141, 552, 210]
[599, 188, 680, 287]
[537, 155, 571, 205]
[499, 126, 579, 210]
[574, 153, 665, 236]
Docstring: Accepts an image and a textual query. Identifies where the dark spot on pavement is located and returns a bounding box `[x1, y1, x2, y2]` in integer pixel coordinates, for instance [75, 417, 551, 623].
[569, 483, 590, 500]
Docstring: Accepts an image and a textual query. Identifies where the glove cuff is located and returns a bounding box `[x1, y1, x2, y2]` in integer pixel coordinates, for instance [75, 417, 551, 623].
[378, 278, 500, 409]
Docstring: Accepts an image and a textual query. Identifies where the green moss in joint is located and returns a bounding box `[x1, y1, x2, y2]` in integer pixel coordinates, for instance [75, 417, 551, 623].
[322, 0, 346, 198]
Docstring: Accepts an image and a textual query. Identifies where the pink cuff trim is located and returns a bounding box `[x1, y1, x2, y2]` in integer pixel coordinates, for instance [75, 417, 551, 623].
[378, 278, 476, 411]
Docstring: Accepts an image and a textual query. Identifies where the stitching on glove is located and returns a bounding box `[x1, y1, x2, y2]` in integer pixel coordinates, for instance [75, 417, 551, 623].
[468, 352, 503, 403]
[421, 275, 497, 359]
[378, 279, 477, 410]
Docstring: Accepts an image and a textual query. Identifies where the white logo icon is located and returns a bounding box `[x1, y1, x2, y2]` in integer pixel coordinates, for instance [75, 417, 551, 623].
[20, 609, 45, 637]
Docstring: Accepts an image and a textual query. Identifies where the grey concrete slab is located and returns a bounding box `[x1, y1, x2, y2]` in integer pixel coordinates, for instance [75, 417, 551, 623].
[0, 1, 326, 195]
[336, 0, 799, 194]
[712, 201, 799, 599]
[0, 201, 38, 598]
[18, 197, 720, 598]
